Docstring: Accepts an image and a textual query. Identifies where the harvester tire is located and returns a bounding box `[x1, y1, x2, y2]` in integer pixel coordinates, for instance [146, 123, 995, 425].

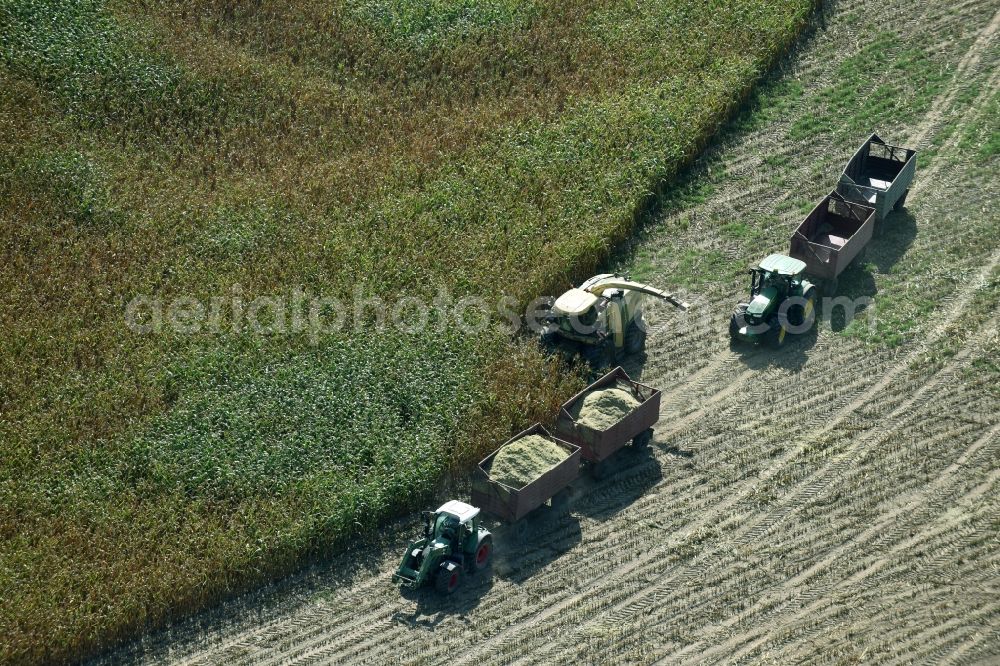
[473, 535, 493, 571]
[624, 322, 647, 354]
[582, 339, 614, 370]
[435, 561, 463, 594]
[729, 303, 750, 338]
[539, 330, 558, 353]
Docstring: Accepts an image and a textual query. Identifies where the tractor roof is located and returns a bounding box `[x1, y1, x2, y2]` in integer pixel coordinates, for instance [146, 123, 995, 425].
[758, 254, 806, 276]
[552, 288, 599, 316]
[436, 500, 480, 524]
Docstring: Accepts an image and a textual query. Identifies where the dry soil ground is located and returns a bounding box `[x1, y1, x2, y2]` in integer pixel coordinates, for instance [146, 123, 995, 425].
[98, 0, 1000, 663]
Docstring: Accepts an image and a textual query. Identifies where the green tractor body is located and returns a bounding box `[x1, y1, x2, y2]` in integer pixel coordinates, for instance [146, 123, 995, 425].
[542, 274, 688, 368]
[730, 254, 817, 347]
[393, 500, 492, 594]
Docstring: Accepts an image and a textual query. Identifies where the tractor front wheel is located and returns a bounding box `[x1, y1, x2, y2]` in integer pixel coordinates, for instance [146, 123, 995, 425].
[435, 561, 463, 594]
[539, 329, 559, 354]
[473, 536, 493, 572]
[729, 303, 750, 339]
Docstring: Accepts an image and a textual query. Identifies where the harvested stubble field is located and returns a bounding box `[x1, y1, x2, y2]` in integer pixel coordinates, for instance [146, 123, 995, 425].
[0, 0, 819, 662]
[97, 0, 1000, 663]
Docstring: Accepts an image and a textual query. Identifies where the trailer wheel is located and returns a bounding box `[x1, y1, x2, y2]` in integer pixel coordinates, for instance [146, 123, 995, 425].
[591, 459, 608, 480]
[823, 278, 839, 297]
[632, 428, 653, 449]
[510, 518, 529, 542]
[894, 189, 909, 211]
[435, 561, 463, 594]
[473, 535, 493, 571]
[550, 489, 569, 509]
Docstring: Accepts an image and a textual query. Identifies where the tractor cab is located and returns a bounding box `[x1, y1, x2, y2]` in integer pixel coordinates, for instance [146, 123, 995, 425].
[393, 500, 492, 594]
[752, 253, 806, 290]
[551, 288, 605, 339]
[431, 500, 480, 544]
[744, 254, 806, 325]
[731, 254, 816, 346]
[749, 265, 794, 298]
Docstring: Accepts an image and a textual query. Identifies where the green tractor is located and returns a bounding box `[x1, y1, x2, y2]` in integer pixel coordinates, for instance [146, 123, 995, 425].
[541, 274, 689, 368]
[393, 500, 493, 595]
[729, 254, 818, 347]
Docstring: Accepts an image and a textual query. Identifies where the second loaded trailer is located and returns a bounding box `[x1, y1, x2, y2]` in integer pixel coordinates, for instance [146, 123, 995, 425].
[554, 366, 661, 479]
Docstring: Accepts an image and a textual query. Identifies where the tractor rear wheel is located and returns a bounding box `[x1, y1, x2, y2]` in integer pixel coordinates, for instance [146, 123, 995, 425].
[435, 561, 463, 594]
[624, 321, 646, 354]
[765, 316, 786, 348]
[729, 303, 750, 339]
[473, 535, 493, 571]
[787, 290, 817, 329]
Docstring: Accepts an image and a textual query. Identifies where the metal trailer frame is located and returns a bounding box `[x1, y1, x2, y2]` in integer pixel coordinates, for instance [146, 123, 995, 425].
[553, 366, 661, 464]
[837, 132, 917, 221]
[790, 191, 877, 288]
[471, 424, 581, 523]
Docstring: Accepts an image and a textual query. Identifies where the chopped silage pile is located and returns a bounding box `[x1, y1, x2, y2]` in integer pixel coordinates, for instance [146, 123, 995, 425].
[489, 434, 569, 489]
[571, 382, 641, 431]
